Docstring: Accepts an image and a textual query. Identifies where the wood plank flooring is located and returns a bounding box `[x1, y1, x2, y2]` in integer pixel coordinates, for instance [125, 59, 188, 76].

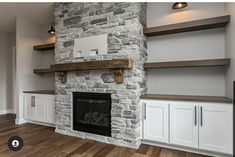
[0, 114, 210, 157]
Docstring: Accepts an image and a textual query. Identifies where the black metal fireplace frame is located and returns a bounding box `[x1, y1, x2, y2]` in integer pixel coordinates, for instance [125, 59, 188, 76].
[73, 92, 111, 137]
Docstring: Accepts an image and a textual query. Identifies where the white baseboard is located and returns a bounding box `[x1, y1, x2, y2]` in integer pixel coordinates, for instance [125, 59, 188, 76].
[0, 109, 14, 115]
[142, 140, 233, 157]
[26, 120, 55, 127]
[15, 118, 28, 125]
[15, 118, 55, 127]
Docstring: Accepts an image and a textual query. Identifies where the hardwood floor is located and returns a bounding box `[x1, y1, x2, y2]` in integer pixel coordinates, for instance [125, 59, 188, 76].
[0, 114, 209, 157]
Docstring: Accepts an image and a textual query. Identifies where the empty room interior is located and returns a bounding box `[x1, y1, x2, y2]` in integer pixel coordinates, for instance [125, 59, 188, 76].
[0, 2, 235, 157]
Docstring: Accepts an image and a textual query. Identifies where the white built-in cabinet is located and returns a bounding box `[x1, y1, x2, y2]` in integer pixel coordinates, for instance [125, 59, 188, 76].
[143, 100, 169, 143]
[24, 94, 55, 125]
[142, 100, 233, 155]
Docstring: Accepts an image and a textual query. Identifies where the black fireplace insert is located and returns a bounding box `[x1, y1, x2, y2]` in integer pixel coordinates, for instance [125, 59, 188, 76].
[73, 92, 111, 136]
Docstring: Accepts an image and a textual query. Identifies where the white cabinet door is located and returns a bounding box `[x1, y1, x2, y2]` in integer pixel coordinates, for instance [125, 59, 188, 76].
[144, 100, 169, 143]
[24, 95, 36, 121]
[170, 102, 198, 148]
[199, 103, 233, 154]
[36, 95, 46, 122]
[45, 95, 55, 124]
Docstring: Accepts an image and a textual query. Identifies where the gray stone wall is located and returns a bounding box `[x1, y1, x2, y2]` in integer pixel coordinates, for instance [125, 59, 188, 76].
[54, 2, 147, 148]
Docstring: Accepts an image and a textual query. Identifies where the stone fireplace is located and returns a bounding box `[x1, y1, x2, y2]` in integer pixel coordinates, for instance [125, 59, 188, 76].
[54, 3, 147, 148]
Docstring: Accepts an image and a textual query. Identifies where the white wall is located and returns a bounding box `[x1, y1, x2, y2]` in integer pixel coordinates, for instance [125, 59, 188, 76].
[147, 29, 226, 62]
[147, 67, 226, 96]
[15, 16, 55, 123]
[146, 3, 227, 96]
[0, 32, 15, 114]
[147, 3, 226, 27]
[225, 3, 235, 98]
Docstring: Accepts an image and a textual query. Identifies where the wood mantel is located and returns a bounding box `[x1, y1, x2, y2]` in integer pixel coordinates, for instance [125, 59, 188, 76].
[50, 59, 133, 84]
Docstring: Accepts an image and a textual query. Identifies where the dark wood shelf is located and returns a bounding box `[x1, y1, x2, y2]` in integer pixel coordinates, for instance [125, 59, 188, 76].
[23, 90, 55, 95]
[140, 94, 232, 103]
[144, 58, 230, 69]
[33, 43, 55, 51]
[144, 15, 230, 37]
[33, 68, 52, 74]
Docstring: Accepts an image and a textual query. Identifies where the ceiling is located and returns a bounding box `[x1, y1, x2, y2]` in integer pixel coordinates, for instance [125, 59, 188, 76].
[0, 3, 54, 32]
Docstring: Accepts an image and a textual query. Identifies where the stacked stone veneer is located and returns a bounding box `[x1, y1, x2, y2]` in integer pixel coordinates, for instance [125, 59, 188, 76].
[54, 3, 147, 148]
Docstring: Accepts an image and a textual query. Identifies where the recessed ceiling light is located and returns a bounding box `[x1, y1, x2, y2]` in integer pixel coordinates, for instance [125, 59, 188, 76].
[172, 2, 188, 10]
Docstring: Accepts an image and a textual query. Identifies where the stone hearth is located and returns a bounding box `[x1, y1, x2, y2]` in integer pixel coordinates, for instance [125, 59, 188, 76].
[54, 2, 147, 148]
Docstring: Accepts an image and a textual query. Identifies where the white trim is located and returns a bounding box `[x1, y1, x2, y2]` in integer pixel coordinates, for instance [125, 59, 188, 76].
[12, 46, 16, 114]
[142, 140, 233, 157]
[15, 118, 55, 127]
[71, 92, 73, 130]
[25, 120, 55, 127]
[15, 118, 27, 125]
[0, 109, 14, 115]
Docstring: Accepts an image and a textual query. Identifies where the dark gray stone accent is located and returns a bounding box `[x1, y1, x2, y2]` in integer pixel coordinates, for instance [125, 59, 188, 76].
[90, 18, 107, 25]
[63, 16, 81, 26]
[113, 8, 125, 15]
[101, 73, 115, 83]
[63, 40, 74, 47]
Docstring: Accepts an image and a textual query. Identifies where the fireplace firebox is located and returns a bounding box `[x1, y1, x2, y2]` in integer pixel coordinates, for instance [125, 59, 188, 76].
[73, 92, 111, 136]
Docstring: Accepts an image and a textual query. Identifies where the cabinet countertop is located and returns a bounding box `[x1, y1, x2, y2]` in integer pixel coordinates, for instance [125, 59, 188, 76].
[140, 94, 232, 104]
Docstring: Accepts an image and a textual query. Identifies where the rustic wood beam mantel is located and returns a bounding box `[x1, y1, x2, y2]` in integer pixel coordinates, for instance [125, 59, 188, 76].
[50, 59, 133, 84]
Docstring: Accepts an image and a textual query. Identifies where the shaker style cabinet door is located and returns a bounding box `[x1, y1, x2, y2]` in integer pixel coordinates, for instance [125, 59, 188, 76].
[45, 95, 55, 124]
[198, 103, 233, 154]
[170, 102, 198, 148]
[24, 94, 36, 121]
[36, 95, 46, 122]
[143, 100, 169, 143]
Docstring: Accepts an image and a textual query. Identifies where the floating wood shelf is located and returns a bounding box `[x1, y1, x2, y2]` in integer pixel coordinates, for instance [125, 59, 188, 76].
[23, 90, 55, 95]
[144, 58, 230, 69]
[140, 94, 232, 103]
[33, 43, 55, 51]
[33, 68, 52, 74]
[50, 59, 133, 84]
[144, 15, 230, 37]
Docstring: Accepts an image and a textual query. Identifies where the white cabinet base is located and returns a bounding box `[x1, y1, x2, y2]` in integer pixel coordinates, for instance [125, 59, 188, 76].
[142, 99, 233, 156]
[23, 94, 55, 125]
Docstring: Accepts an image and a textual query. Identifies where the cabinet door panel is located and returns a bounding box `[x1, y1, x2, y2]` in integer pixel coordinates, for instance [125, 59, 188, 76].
[36, 95, 46, 122]
[46, 95, 55, 124]
[170, 102, 198, 148]
[24, 95, 36, 121]
[144, 100, 169, 143]
[199, 103, 233, 154]
[23, 95, 30, 120]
